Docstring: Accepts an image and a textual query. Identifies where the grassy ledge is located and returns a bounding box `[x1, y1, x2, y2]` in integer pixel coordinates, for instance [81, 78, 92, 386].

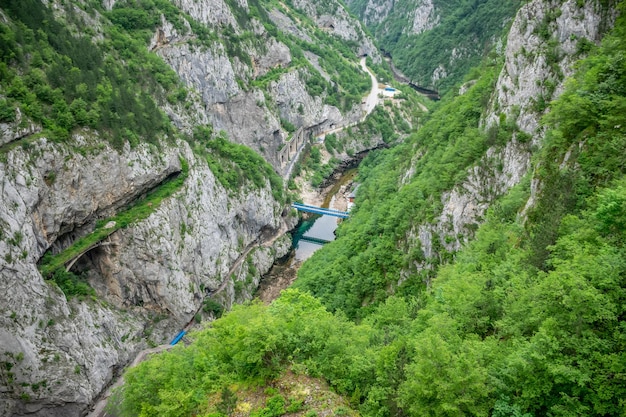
[38, 157, 189, 283]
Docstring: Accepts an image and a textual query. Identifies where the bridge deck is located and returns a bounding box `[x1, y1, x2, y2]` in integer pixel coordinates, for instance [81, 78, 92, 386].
[299, 235, 332, 245]
[292, 203, 349, 219]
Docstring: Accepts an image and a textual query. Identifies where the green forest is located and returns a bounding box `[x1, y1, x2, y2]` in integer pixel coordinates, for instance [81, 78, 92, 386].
[0, 0, 179, 148]
[3, 0, 624, 415]
[114, 2, 626, 417]
[347, 0, 521, 92]
[0, 0, 370, 152]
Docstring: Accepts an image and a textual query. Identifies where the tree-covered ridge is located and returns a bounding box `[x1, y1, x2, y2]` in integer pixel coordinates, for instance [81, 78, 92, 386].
[295, 54, 507, 319]
[112, 290, 372, 417]
[0, 0, 178, 148]
[117, 3, 626, 416]
[296, 0, 626, 318]
[347, 0, 521, 92]
[115, 181, 626, 415]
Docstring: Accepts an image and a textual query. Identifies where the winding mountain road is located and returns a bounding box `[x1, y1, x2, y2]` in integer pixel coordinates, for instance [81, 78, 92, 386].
[316, 57, 380, 137]
[282, 57, 380, 179]
[360, 56, 380, 115]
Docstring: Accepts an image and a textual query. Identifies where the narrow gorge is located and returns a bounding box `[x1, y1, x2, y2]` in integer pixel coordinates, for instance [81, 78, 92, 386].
[1, 0, 624, 416]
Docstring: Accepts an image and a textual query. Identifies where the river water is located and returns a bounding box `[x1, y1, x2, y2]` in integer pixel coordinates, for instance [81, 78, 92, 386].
[291, 204, 342, 260]
[294, 168, 357, 259]
[292, 214, 338, 260]
[255, 169, 357, 302]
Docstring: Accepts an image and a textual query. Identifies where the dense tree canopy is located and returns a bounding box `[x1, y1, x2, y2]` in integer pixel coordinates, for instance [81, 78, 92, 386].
[347, 0, 522, 92]
[0, 0, 178, 147]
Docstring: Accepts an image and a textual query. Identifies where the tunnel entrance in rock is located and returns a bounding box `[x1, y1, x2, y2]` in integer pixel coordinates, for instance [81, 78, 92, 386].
[37, 167, 182, 270]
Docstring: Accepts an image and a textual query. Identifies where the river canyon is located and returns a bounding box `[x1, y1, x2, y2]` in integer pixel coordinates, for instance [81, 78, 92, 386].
[256, 167, 358, 303]
[1, 0, 623, 416]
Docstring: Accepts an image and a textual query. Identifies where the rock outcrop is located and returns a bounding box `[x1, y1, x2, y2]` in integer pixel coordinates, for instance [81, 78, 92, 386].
[149, 0, 380, 175]
[402, 0, 616, 265]
[286, 0, 380, 60]
[0, 108, 41, 147]
[350, 0, 395, 26]
[0, 134, 292, 417]
[172, 0, 238, 28]
[486, 0, 613, 135]
[410, 0, 439, 35]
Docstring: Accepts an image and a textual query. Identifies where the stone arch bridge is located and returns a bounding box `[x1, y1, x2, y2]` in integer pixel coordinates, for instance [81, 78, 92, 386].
[278, 126, 308, 169]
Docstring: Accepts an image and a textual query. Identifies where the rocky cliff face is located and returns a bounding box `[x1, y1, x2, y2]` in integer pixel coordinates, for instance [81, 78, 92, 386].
[0, 132, 294, 417]
[0, 109, 42, 147]
[402, 0, 616, 270]
[171, 0, 239, 27]
[348, 0, 395, 26]
[485, 0, 614, 134]
[346, 0, 440, 35]
[0, 0, 381, 413]
[410, 0, 439, 35]
[148, 0, 379, 174]
[301, 1, 379, 58]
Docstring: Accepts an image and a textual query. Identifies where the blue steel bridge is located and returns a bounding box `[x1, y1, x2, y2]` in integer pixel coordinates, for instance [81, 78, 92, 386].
[291, 202, 349, 219]
[298, 235, 332, 245]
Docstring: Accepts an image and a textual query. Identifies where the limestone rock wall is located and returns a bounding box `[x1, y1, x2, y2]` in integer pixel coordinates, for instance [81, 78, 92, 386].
[270, 70, 343, 134]
[287, 0, 381, 60]
[0, 108, 42, 147]
[344, 0, 441, 38]
[485, 0, 613, 135]
[0, 135, 290, 417]
[351, 0, 396, 26]
[410, 0, 439, 35]
[172, 0, 238, 28]
[150, 0, 376, 174]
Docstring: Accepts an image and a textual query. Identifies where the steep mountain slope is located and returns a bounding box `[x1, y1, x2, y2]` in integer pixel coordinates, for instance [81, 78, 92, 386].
[117, 1, 626, 416]
[0, 0, 382, 415]
[147, 0, 380, 170]
[346, 0, 522, 92]
[298, 0, 618, 317]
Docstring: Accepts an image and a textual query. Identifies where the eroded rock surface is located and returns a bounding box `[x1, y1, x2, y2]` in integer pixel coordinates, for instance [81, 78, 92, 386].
[0, 134, 293, 416]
